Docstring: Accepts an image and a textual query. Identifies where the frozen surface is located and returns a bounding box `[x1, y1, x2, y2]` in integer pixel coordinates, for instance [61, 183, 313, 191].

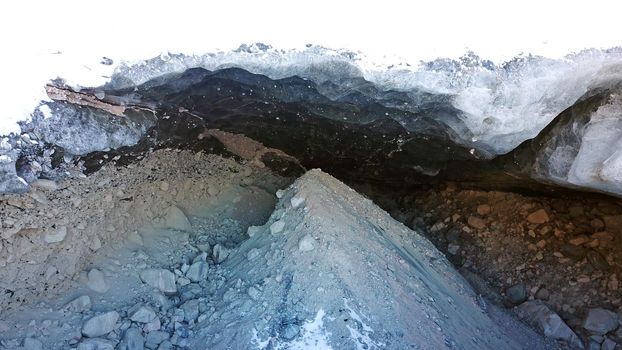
[567, 93, 622, 194]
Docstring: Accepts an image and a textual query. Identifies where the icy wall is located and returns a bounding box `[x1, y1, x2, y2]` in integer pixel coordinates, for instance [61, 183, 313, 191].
[2, 45, 622, 196]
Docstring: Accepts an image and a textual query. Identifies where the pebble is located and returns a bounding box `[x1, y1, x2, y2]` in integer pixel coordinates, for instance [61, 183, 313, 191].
[467, 216, 486, 230]
[65, 295, 92, 313]
[505, 283, 527, 305]
[185, 261, 208, 282]
[129, 305, 157, 323]
[44, 226, 67, 244]
[212, 244, 230, 264]
[298, 235, 315, 252]
[22, 337, 43, 350]
[290, 196, 305, 209]
[247, 286, 261, 300]
[568, 235, 589, 246]
[145, 331, 169, 348]
[527, 209, 549, 224]
[31, 179, 58, 191]
[270, 220, 285, 234]
[143, 317, 161, 333]
[476, 204, 491, 216]
[181, 299, 200, 322]
[534, 288, 549, 300]
[82, 311, 119, 338]
[90, 237, 102, 251]
[120, 328, 144, 350]
[87, 269, 109, 293]
[587, 250, 610, 271]
[77, 338, 115, 350]
[280, 324, 300, 340]
[247, 226, 261, 237]
[139, 269, 177, 295]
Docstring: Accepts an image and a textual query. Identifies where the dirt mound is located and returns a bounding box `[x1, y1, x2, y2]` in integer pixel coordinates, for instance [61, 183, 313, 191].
[190, 169, 550, 349]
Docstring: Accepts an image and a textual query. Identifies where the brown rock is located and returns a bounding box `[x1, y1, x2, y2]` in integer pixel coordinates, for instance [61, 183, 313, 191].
[590, 218, 605, 230]
[476, 204, 491, 216]
[603, 215, 622, 234]
[527, 209, 550, 224]
[568, 235, 589, 246]
[467, 216, 486, 230]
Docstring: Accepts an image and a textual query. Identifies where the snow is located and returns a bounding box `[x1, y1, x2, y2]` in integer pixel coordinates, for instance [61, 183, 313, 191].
[250, 309, 333, 350]
[343, 299, 385, 350]
[2, 0, 622, 143]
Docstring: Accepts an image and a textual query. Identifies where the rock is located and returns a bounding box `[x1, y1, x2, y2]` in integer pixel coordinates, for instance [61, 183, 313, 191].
[181, 299, 199, 322]
[247, 248, 260, 260]
[276, 189, 285, 199]
[212, 244, 229, 264]
[590, 218, 605, 230]
[129, 305, 157, 323]
[143, 317, 161, 333]
[603, 215, 622, 233]
[467, 216, 486, 230]
[516, 301, 583, 349]
[298, 234, 315, 252]
[119, 328, 144, 350]
[145, 331, 169, 348]
[290, 196, 305, 209]
[44, 226, 67, 243]
[561, 244, 588, 261]
[505, 283, 527, 305]
[534, 288, 550, 301]
[158, 340, 174, 350]
[280, 323, 300, 340]
[447, 243, 460, 255]
[159, 181, 169, 192]
[601, 338, 617, 350]
[247, 286, 261, 300]
[89, 237, 102, 251]
[527, 209, 550, 224]
[569, 235, 589, 246]
[607, 274, 619, 291]
[476, 204, 491, 216]
[77, 338, 115, 350]
[270, 220, 285, 234]
[139, 269, 177, 295]
[247, 226, 261, 237]
[22, 337, 43, 350]
[31, 179, 58, 191]
[65, 295, 92, 313]
[87, 268, 109, 293]
[82, 311, 119, 338]
[583, 308, 619, 335]
[127, 231, 144, 245]
[587, 250, 610, 271]
[185, 261, 208, 282]
[164, 206, 191, 231]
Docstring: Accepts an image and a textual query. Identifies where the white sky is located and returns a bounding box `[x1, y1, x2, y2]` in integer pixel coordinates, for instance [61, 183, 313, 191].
[1, 0, 621, 134]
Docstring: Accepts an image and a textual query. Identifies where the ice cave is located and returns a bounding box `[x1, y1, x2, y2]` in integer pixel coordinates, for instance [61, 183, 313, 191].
[1, 4, 622, 350]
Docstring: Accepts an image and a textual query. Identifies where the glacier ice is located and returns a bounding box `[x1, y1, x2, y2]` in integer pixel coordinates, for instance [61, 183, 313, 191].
[94, 45, 622, 154]
[567, 92, 622, 194]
